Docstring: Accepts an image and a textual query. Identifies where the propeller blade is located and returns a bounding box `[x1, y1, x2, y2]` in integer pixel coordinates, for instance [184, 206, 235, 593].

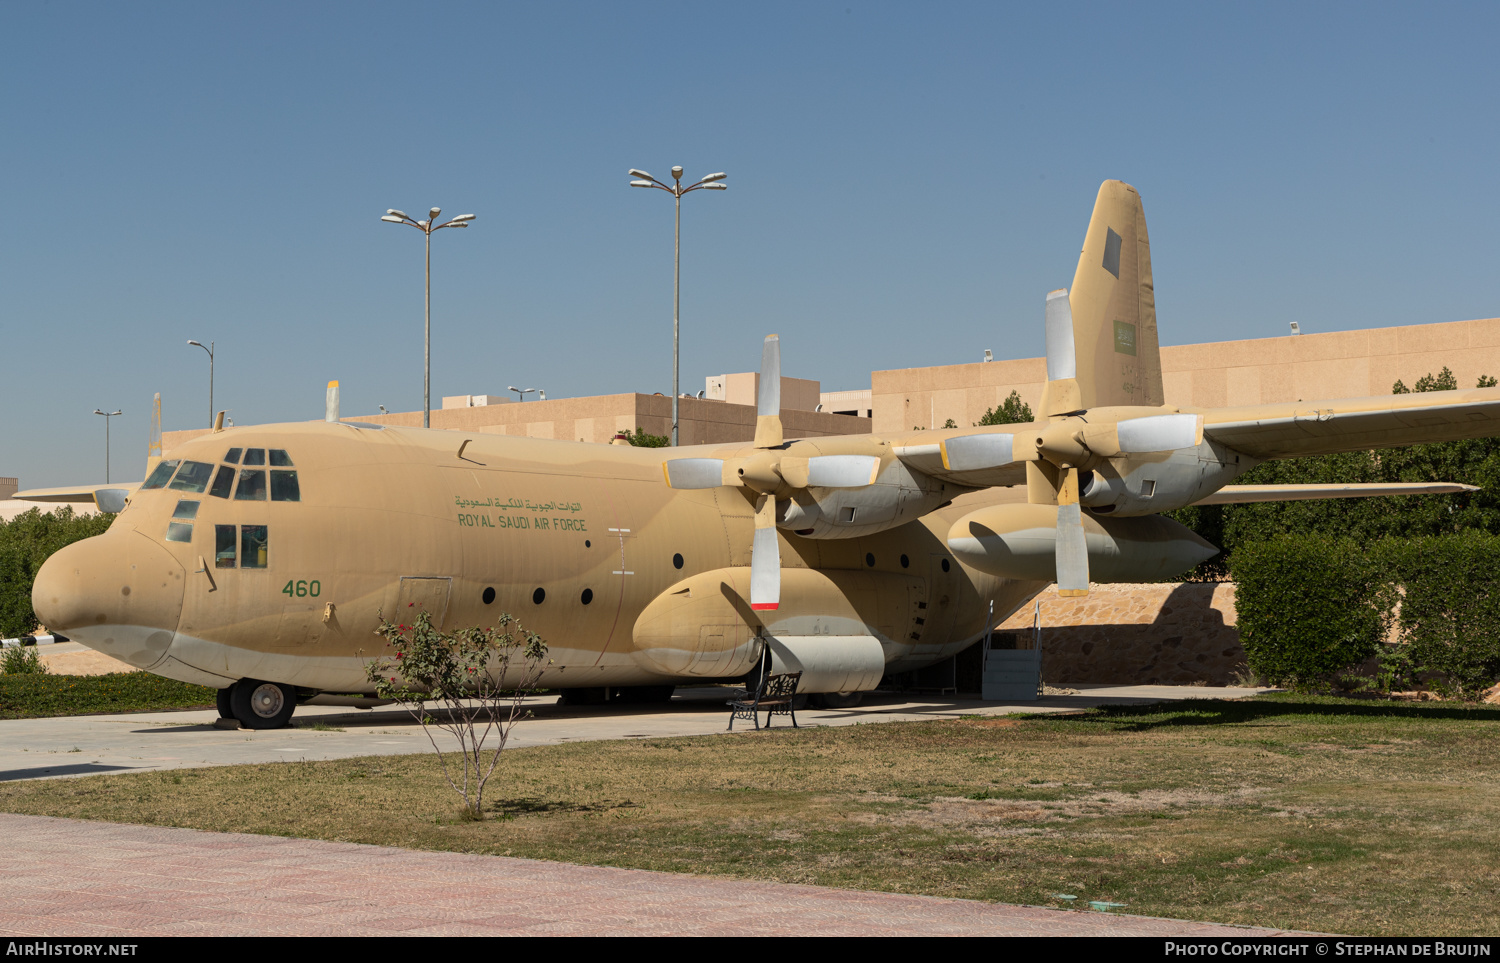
[750, 495, 781, 611]
[1054, 465, 1089, 597]
[805, 454, 880, 488]
[1115, 413, 1202, 453]
[662, 458, 726, 489]
[1044, 289, 1076, 381]
[754, 334, 783, 449]
[941, 433, 1016, 472]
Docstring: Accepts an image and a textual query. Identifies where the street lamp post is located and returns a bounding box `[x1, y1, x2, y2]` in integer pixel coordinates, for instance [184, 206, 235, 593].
[381, 207, 476, 428]
[187, 340, 214, 427]
[629, 166, 727, 446]
[93, 409, 122, 483]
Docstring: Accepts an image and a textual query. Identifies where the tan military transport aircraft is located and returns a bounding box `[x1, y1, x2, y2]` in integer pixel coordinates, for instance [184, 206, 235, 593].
[26, 180, 1496, 729]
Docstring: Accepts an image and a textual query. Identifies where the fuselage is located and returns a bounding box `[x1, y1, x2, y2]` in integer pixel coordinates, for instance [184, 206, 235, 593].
[33, 421, 1048, 694]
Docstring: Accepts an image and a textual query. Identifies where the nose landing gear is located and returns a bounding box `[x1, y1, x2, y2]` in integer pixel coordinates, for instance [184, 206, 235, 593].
[216, 679, 297, 729]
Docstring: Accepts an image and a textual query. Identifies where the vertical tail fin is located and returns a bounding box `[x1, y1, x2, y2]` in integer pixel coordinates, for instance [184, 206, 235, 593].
[1039, 180, 1163, 416]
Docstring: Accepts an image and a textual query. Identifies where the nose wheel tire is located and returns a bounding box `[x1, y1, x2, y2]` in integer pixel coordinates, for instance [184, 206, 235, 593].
[230, 679, 296, 729]
[215, 685, 234, 719]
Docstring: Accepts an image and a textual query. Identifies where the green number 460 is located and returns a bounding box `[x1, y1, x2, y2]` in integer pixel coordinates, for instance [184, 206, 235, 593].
[282, 579, 321, 598]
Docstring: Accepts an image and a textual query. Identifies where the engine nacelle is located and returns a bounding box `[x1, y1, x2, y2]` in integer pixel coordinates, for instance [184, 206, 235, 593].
[631, 566, 919, 690]
[1080, 437, 1253, 516]
[775, 457, 949, 539]
[947, 502, 1218, 582]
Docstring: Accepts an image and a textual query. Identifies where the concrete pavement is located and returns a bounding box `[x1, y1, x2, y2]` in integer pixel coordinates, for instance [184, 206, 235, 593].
[0, 683, 1273, 783]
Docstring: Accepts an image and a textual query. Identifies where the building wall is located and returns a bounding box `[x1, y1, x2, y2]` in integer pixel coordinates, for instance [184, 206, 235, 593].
[163, 394, 872, 454]
[704, 373, 822, 411]
[872, 316, 1500, 433]
[997, 582, 1245, 686]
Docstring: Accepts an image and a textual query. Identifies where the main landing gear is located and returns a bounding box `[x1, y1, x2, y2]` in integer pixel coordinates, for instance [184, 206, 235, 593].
[216, 679, 297, 729]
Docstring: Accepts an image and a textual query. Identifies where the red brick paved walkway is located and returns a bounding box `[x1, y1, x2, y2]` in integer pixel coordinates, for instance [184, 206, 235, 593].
[0, 814, 1302, 936]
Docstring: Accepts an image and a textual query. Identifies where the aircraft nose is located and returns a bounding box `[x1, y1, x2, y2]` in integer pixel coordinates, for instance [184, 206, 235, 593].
[32, 529, 186, 670]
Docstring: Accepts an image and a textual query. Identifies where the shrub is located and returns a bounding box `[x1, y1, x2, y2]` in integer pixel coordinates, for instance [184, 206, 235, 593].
[1378, 535, 1500, 699]
[366, 611, 549, 819]
[0, 645, 48, 675]
[1230, 535, 1387, 688]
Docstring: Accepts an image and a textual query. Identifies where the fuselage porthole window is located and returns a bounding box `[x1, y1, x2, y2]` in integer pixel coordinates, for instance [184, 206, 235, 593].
[224, 448, 243, 464]
[270, 470, 300, 502]
[243, 449, 266, 467]
[269, 449, 294, 467]
[209, 465, 235, 499]
[167, 461, 214, 493]
[241, 525, 268, 568]
[215, 525, 237, 568]
[235, 469, 268, 500]
[141, 460, 180, 490]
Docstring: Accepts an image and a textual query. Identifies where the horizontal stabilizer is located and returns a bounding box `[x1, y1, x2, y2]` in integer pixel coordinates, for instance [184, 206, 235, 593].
[14, 484, 138, 506]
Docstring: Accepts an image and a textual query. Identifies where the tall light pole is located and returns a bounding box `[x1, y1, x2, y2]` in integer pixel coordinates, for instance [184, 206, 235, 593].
[629, 167, 727, 446]
[381, 207, 476, 428]
[93, 409, 122, 483]
[187, 340, 214, 427]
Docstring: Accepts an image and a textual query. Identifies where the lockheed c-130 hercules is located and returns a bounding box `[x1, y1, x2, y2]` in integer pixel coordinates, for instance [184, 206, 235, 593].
[28, 180, 1497, 729]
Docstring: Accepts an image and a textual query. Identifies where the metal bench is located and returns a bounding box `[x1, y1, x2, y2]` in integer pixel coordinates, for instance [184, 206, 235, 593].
[727, 670, 802, 731]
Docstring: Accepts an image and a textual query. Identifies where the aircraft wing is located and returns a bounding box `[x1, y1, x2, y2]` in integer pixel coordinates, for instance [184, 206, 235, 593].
[1202, 387, 1500, 460]
[1194, 482, 1477, 505]
[13, 484, 137, 513]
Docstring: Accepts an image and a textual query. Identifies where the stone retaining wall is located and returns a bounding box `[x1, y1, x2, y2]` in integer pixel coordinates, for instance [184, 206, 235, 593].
[997, 582, 1245, 685]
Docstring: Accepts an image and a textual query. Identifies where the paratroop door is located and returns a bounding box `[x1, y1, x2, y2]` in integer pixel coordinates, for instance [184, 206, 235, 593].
[396, 576, 452, 629]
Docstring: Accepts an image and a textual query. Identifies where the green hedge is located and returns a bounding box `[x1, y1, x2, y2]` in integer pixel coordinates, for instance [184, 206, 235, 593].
[1229, 535, 1387, 688]
[0, 508, 115, 637]
[1379, 535, 1500, 699]
[1231, 532, 1500, 698]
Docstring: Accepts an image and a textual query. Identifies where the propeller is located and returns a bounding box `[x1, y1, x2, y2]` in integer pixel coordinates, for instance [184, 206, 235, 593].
[660, 334, 883, 611]
[937, 288, 1203, 597]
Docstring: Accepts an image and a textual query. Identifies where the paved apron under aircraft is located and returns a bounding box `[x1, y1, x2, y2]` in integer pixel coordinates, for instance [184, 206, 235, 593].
[26, 181, 1490, 728]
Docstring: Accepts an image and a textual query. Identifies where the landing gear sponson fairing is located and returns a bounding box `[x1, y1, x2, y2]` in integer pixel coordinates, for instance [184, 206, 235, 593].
[32, 181, 1499, 728]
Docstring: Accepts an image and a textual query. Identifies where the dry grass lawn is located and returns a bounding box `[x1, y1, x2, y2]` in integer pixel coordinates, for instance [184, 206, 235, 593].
[0, 693, 1496, 935]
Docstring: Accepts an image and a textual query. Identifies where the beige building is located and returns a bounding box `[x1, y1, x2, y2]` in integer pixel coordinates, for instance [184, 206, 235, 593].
[160, 315, 1500, 461]
[872, 316, 1500, 433]
[163, 389, 871, 454]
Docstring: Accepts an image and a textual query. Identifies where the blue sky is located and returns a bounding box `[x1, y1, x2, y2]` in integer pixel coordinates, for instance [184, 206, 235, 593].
[5, 2, 1500, 486]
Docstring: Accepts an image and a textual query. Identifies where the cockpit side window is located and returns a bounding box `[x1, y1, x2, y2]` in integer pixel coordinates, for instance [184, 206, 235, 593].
[234, 469, 267, 500]
[141, 460, 180, 490]
[215, 526, 237, 568]
[224, 448, 243, 464]
[270, 470, 300, 501]
[243, 449, 266, 466]
[269, 449, 294, 467]
[165, 500, 198, 543]
[209, 465, 235, 499]
[241, 525, 268, 568]
[168, 461, 214, 493]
